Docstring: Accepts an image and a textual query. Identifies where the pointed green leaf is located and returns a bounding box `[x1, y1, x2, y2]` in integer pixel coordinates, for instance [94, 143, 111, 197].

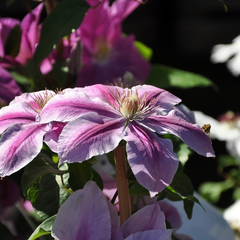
[147, 64, 218, 90]
[199, 180, 234, 203]
[28, 174, 60, 219]
[6, 0, 16, 7]
[166, 163, 204, 219]
[33, 0, 89, 67]
[134, 41, 152, 61]
[28, 215, 56, 240]
[129, 182, 149, 196]
[21, 153, 67, 198]
[4, 24, 22, 57]
[68, 162, 103, 191]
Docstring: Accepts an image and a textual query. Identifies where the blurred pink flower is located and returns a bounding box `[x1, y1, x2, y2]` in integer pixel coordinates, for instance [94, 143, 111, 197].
[71, 0, 150, 86]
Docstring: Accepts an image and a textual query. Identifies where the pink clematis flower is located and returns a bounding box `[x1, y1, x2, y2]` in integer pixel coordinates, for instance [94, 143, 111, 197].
[72, 0, 150, 86]
[39, 84, 215, 196]
[0, 89, 66, 177]
[51, 181, 173, 240]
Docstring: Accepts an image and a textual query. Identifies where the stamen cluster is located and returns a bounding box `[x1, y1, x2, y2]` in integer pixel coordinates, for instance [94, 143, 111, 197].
[109, 89, 157, 121]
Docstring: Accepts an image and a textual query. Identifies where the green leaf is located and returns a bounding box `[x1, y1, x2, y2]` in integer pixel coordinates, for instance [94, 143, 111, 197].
[4, 24, 22, 57]
[199, 180, 234, 203]
[134, 41, 152, 61]
[28, 215, 56, 240]
[10, 71, 31, 86]
[218, 0, 228, 12]
[28, 174, 60, 219]
[44, 60, 68, 89]
[33, 0, 90, 67]
[21, 153, 67, 198]
[68, 162, 103, 191]
[129, 182, 149, 196]
[233, 187, 240, 200]
[177, 143, 192, 165]
[167, 163, 203, 219]
[6, 0, 15, 7]
[147, 64, 218, 90]
[218, 155, 240, 168]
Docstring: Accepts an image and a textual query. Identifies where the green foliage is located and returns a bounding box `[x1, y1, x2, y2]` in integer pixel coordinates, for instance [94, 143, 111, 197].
[129, 182, 149, 196]
[33, 0, 90, 67]
[177, 143, 192, 165]
[22, 153, 70, 220]
[199, 180, 234, 203]
[134, 41, 153, 61]
[21, 153, 67, 198]
[6, 0, 15, 7]
[28, 174, 60, 220]
[68, 162, 103, 191]
[218, 155, 240, 169]
[4, 24, 21, 57]
[233, 187, 240, 200]
[28, 215, 56, 240]
[157, 163, 203, 219]
[147, 64, 217, 90]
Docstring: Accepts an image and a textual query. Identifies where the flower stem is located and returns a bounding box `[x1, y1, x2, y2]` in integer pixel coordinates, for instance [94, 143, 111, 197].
[114, 141, 131, 225]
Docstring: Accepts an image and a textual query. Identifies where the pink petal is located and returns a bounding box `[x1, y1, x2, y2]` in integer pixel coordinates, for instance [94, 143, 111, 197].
[106, 199, 123, 240]
[44, 122, 67, 153]
[0, 123, 49, 177]
[111, 0, 141, 22]
[122, 204, 166, 238]
[51, 181, 112, 240]
[0, 102, 35, 134]
[132, 84, 181, 110]
[145, 111, 215, 157]
[58, 113, 125, 165]
[124, 229, 172, 240]
[124, 123, 179, 197]
[40, 90, 119, 123]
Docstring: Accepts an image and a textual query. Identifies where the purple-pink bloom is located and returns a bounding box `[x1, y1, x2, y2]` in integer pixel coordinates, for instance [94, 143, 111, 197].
[0, 89, 66, 177]
[72, 0, 150, 86]
[39, 84, 215, 196]
[51, 181, 172, 240]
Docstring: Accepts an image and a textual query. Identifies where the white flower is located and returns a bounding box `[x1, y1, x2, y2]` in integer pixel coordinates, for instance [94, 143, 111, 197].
[223, 200, 240, 238]
[194, 111, 240, 160]
[211, 35, 240, 76]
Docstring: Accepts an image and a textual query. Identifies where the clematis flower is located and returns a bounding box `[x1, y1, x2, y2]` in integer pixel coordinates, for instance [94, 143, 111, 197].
[194, 110, 240, 160]
[211, 35, 240, 76]
[39, 84, 215, 196]
[72, 0, 150, 86]
[51, 181, 173, 240]
[0, 89, 66, 177]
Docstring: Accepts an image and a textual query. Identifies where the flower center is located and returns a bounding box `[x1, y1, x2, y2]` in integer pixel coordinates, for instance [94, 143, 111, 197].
[108, 89, 157, 121]
[28, 89, 55, 115]
[94, 38, 110, 63]
[120, 92, 140, 119]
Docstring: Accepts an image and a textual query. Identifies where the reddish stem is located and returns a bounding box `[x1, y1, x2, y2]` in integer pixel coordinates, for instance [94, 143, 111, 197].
[114, 142, 131, 225]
